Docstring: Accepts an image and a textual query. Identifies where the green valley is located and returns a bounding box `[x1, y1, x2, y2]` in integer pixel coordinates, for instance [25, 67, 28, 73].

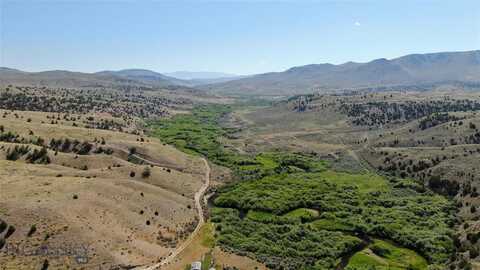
[148, 104, 456, 270]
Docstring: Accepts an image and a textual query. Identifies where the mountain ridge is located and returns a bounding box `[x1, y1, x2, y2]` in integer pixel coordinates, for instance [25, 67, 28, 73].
[202, 50, 480, 96]
[2, 50, 479, 94]
[0, 68, 245, 89]
[0, 68, 190, 89]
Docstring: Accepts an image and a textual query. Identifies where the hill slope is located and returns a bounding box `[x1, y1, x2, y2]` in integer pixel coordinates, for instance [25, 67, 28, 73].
[203, 50, 480, 96]
[0, 68, 189, 89]
[97, 69, 189, 87]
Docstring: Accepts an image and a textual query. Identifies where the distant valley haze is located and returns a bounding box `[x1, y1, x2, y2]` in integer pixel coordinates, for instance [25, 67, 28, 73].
[1, 50, 479, 95]
[164, 71, 241, 80]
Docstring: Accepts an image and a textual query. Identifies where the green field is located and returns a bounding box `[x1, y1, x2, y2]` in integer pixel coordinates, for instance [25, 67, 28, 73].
[346, 239, 428, 270]
[149, 105, 455, 270]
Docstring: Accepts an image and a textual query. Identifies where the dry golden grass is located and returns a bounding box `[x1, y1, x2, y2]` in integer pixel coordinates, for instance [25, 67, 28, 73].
[225, 103, 351, 158]
[161, 222, 268, 270]
[0, 110, 207, 269]
[212, 247, 268, 270]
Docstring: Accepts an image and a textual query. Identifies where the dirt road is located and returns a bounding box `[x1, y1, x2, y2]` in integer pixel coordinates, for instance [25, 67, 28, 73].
[135, 157, 210, 270]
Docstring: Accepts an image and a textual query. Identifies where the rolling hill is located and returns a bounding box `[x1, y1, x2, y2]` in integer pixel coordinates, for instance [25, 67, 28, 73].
[202, 50, 480, 96]
[0, 68, 190, 89]
[3, 50, 479, 95]
[97, 69, 189, 87]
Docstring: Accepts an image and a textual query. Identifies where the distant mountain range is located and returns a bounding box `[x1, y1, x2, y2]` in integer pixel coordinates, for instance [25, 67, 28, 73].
[165, 71, 239, 80]
[0, 67, 186, 90]
[0, 68, 243, 89]
[1, 50, 479, 95]
[98, 69, 188, 86]
[164, 71, 247, 85]
[202, 50, 480, 96]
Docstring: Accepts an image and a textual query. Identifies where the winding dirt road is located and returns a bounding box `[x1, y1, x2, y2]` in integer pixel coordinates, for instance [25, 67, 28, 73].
[136, 157, 210, 270]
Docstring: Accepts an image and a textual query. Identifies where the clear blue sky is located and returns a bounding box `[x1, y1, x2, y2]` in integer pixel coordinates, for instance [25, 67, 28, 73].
[1, 0, 479, 75]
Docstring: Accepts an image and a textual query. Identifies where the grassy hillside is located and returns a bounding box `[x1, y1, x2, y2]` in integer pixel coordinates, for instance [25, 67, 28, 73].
[0, 108, 205, 269]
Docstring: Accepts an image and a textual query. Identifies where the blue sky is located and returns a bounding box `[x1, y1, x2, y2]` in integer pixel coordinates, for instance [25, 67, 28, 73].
[1, 0, 479, 75]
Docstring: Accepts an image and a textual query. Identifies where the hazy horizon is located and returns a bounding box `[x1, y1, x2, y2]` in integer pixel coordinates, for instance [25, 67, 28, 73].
[1, 48, 479, 76]
[1, 0, 479, 74]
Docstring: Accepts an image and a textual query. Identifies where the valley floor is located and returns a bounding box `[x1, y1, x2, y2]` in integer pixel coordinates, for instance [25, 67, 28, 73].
[143, 104, 459, 270]
[2, 89, 480, 270]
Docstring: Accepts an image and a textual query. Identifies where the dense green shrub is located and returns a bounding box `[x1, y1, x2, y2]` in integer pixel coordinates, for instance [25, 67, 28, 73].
[148, 105, 455, 269]
[27, 224, 37, 237]
[6, 145, 30, 161]
[26, 147, 50, 164]
[5, 225, 15, 239]
[142, 166, 151, 178]
[0, 219, 7, 233]
[213, 170, 454, 268]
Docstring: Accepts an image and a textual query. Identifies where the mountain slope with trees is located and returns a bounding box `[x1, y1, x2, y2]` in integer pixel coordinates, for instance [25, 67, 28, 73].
[203, 50, 480, 96]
